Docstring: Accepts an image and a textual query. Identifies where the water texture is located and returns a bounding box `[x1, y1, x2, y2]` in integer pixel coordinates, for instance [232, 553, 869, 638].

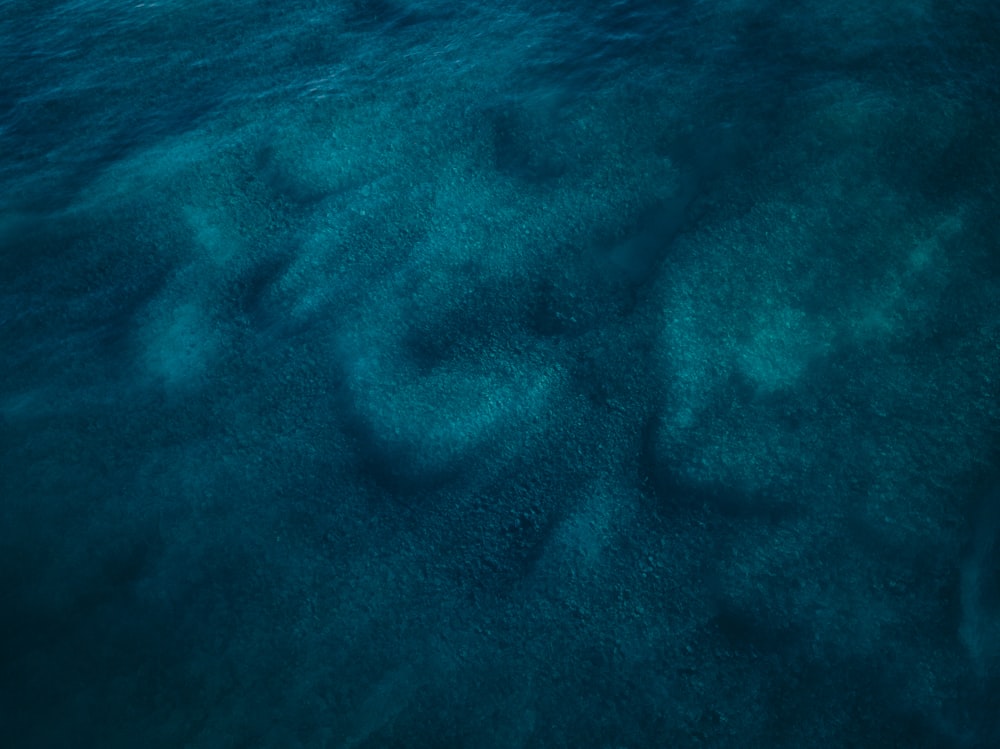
[1, 1, 999, 747]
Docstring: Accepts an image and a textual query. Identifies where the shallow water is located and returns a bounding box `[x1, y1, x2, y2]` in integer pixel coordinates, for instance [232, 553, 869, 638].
[2, 1, 999, 747]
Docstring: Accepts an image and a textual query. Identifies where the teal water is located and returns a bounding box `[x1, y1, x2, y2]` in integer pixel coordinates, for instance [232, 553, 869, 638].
[2, 1, 999, 747]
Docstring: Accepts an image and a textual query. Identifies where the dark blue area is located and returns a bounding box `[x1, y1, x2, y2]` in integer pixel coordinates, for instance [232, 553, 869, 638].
[2, 1, 999, 747]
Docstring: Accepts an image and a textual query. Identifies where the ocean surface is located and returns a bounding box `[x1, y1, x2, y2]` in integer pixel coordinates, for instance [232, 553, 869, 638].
[2, 1, 999, 746]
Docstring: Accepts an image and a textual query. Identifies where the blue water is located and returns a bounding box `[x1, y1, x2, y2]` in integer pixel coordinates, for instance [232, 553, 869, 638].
[2, 1, 999, 747]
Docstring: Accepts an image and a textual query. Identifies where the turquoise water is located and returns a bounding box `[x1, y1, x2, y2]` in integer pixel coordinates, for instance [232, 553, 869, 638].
[2, 1, 999, 746]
